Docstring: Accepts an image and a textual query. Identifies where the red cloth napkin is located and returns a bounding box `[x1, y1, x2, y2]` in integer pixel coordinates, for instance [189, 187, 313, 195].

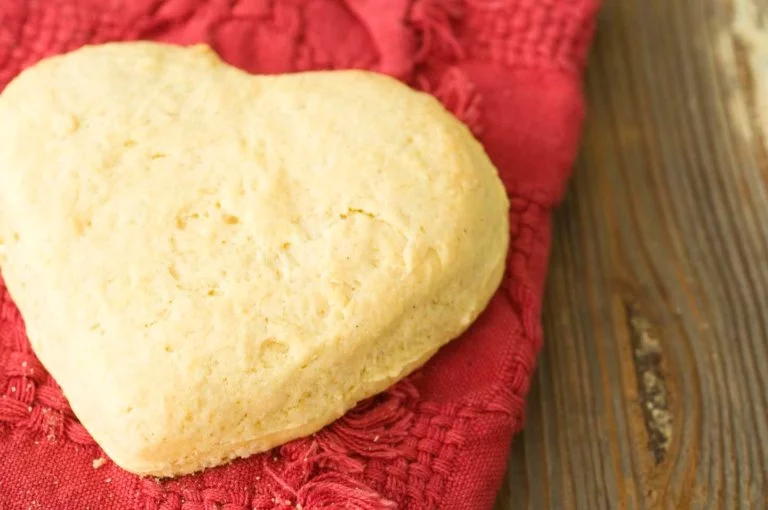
[0, 1, 598, 508]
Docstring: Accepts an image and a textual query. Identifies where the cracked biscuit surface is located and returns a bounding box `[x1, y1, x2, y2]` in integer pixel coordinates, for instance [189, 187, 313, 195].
[0, 42, 509, 476]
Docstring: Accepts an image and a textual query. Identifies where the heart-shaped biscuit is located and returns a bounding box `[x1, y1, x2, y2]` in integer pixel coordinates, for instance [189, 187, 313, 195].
[0, 42, 509, 476]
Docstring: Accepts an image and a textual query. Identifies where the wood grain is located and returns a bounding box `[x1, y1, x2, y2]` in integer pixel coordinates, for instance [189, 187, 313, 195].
[495, 0, 768, 508]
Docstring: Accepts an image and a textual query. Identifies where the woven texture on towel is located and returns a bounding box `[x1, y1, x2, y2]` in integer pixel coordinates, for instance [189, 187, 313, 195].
[0, 1, 599, 508]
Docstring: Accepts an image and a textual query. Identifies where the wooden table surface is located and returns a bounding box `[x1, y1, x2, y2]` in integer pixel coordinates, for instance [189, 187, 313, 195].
[494, 0, 768, 508]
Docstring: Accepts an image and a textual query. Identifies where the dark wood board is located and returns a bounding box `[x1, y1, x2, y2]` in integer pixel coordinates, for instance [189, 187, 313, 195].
[495, 0, 768, 508]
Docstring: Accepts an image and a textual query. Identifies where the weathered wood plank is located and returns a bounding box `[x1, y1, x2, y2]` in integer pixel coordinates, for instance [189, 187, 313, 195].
[495, 0, 768, 508]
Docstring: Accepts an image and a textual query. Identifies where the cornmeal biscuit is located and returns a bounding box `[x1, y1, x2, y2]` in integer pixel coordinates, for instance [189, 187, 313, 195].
[0, 42, 509, 476]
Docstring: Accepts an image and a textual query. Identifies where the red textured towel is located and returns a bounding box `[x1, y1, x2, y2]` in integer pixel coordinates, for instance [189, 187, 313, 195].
[0, 1, 598, 508]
